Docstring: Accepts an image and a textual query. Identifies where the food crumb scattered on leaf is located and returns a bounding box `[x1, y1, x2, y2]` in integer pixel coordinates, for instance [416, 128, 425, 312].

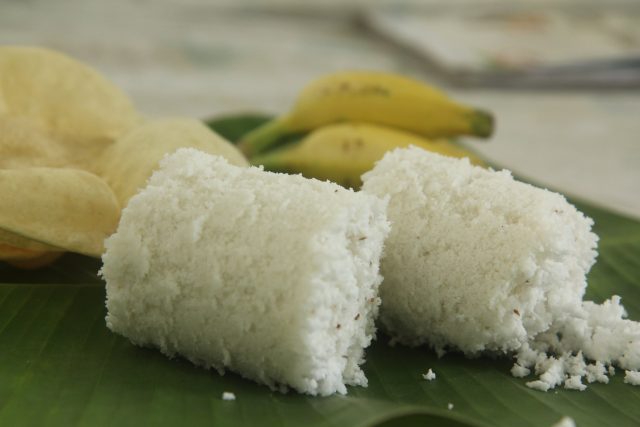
[222, 392, 236, 401]
[422, 368, 436, 381]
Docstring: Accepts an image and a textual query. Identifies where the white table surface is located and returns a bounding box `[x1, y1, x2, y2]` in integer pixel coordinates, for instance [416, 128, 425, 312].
[2, 0, 638, 219]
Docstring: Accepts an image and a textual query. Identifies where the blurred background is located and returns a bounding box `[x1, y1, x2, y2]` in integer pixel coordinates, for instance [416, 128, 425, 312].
[2, 0, 639, 218]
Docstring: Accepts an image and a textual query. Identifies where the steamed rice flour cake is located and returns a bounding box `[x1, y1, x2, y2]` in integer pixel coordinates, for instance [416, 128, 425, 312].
[362, 146, 598, 355]
[102, 148, 390, 396]
[362, 147, 640, 392]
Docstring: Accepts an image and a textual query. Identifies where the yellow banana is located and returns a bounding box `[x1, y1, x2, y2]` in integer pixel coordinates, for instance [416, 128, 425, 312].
[239, 71, 494, 156]
[251, 123, 484, 189]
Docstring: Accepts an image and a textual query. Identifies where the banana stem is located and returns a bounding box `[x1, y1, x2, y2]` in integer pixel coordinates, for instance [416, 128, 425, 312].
[469, 109, 495, 139]
[238, 116, 291, 158]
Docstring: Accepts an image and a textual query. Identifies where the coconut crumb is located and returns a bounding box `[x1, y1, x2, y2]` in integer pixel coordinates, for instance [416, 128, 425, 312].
[222, 391, 236, 401]
[422, 368, 436, 381]
[517, 295, 640, 392]
[585, 362, 609, 384]
[564, 375, 586, 391]
[624, 370, 640, 385]
[551, 416, 576, 427]
[527, 356, 564, 391]
[564, 353, 586, 377]
[526, 380, 551, 392]
[511, 363, 530, 377]
[447, 403, 454, 410]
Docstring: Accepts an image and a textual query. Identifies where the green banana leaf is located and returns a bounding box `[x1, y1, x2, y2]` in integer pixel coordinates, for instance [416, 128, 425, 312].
[204, 114, 314, 153]
[205, 113, 273, 143]
[1, 115, 639, 427]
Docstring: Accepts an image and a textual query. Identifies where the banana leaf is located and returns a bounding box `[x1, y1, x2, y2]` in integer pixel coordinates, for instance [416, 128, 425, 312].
[205, 113, 272, 143]
[204, 114, 314, 152]
[0, 116, 638, 427]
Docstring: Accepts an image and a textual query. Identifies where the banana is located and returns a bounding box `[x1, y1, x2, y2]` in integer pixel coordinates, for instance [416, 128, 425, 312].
[239, 71, 494, 156]
[251, 123, 484, 189]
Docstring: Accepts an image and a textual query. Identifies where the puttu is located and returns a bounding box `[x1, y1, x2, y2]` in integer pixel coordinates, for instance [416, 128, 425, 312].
[360, 147, 640, 391]
[362, 146, 598, 355]
[102, 148, 390, 396]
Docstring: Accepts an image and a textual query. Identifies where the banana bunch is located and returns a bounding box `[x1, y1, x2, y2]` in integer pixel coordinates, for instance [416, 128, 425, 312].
[240, 71, 493, 188]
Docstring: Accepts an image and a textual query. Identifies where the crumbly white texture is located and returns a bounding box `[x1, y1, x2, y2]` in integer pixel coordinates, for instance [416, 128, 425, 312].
[551, 417, 576, 427]
[585, 362, 609, 384]
[362, 147, 598, 355]
[516, 296, 640, 391]
[422, 369, 436, 381]
[222, 392, 236, 401]
[510, 363, 530, 378]
[624, 370, 640, 385]
[564, 375, 586, 391]
[102, 148, 390, 396]
[363, 147, 640, 392]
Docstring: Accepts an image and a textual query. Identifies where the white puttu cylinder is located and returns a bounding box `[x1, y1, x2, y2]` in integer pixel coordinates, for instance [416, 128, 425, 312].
[102, 148, 390, 396]
[361, 147, 598, 355]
